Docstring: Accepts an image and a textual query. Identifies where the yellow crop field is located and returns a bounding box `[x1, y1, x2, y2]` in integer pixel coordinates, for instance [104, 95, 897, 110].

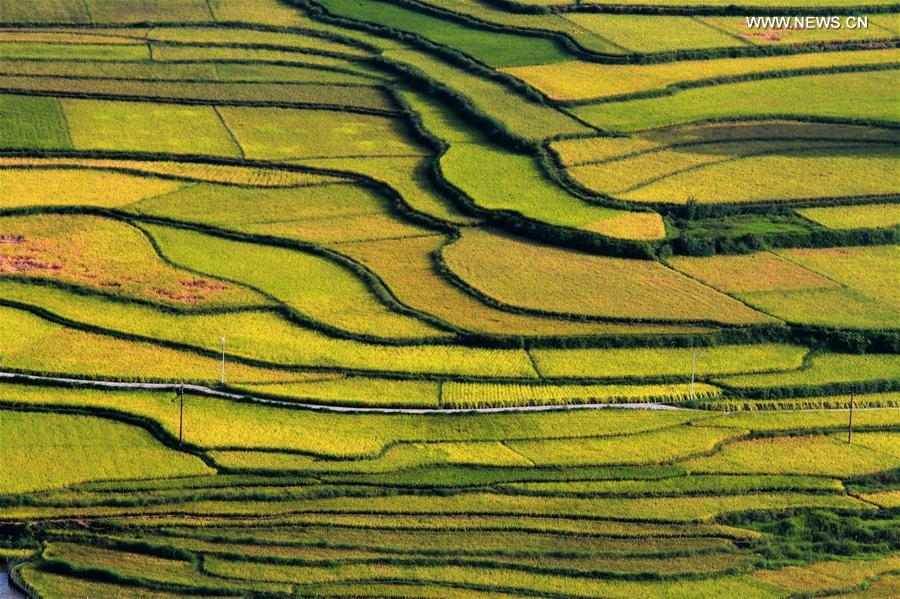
[0, 214, 264, 307]
[442, 381, 721, 408]
[336, 234, 702, 337]
[799, 203, 900, 230]
[752, 555, 900, 595]
[217, 106, 426, 160]
[719, 353, 900, 388]
[531, 343, 806, 378]
[0, 1, 897, 596]
[0, 166, 182, 208]
[0, 410, 212, 495]
[684, 433, 900, 477]
[669, 252, 836, 293]
[671, 247, 900, 329]
[505, 49, 899, 101]
[442, 229, 774, 324]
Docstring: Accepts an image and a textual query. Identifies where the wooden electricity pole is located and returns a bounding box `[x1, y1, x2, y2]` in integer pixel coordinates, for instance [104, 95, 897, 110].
[220, 336, 226, 387]
[690, 346, 697, 401]
[848, 387, 854, 444]
[178, 384, 184, 446]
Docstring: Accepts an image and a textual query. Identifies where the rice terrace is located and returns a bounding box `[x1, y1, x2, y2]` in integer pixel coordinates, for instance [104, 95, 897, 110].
[0, 0, 897, 596]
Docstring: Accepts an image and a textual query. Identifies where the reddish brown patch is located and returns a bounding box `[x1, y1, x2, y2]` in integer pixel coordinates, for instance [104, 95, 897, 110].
[0, 254, 63, 274]
[156, 287, 204, 303]
[98, 280, 122, 288]
[739, 30, 782, 42]
[179, 278, 227, 291]
[0, 234, 25, 245]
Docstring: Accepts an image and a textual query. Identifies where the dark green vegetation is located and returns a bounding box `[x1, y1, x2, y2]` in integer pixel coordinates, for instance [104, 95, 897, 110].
[0, 0, 896, 596]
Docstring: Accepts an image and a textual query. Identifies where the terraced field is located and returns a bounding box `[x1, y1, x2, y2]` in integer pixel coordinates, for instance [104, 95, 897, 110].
[0, 0, 896, 597]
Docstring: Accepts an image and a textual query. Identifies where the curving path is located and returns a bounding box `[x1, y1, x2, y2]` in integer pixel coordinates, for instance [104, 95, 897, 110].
[0, 371, 680, 414]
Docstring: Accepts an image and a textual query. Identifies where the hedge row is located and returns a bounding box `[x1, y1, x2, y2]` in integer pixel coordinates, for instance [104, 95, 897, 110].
[668, 221, 900, 257]
[717, 377, 900, 400]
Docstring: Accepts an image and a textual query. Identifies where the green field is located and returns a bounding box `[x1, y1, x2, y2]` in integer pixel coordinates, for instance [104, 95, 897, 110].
[0, 1, 897, 597]
[573, 70, 900, 132]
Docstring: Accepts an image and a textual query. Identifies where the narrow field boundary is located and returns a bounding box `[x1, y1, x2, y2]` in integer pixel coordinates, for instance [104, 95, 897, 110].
[0, 371, 680, 414]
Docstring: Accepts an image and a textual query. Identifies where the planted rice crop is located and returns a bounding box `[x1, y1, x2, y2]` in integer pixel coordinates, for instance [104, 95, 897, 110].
[315, 0, 571, 67]
[0, 214, 265, 308]
[562, 14, 744, 53]
[752, 555, 900, 595]
[146, 26, 372, 56]
[553, 122, 899, 204]
[0, 279, 537, 377]
[404, 89, 665, 239]
[442, 381, 721, 408]
[84, 0, 213, 22]
[717, 353, 900, 388]
[442, 228, 775, 324]
[0, 304, 308, 384]
[798, 203, 900, 230]
[159, 490, 869, 522]
[141, 221, 447, 339]
[298, 154, 474, 224]
[670, 247, 900, 329]
[701, 391, 900, 412]
[0, 94, 71, 150]
[336, 235, 699, 337]
[218, 105, 425, 159]
[701, 14, 898, 46]
[413, 0, 624, 55]
[505, 474, 842, 496]
[684, 433, 900, 477]
[16, 564, 220, 599]
[0, 166, 183, 209]
[132, 179, 431, 244]
[507, 425, 742, 467]
[0, 40, 149, 60]
[61, 98, 242, 156]
[0, 0, 91, 23]
[506, 49, 899, 101]
[384, 47, 590, 140]
[620, 146, 898, 205]
[0, 156, 345, 187]
[552, 0, 897, 7]
[172, 523, 732, 555]
[0, 382, 701, 456]
[573, 70, 900, 132]
[707, 407, 900, 431]
[0, 0, 897, 594]
[0, 75, 396, 111]
[532, 343, 806, 379]
[777, 245, 899, 307]
[236, 376, 441, 408]
[0, 410, 211, 495]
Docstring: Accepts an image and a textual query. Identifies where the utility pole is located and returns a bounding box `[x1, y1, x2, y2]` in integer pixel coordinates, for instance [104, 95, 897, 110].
[220, 336, 226, 387]
[690, 346, 697, 401]
[178, 384, 184, 446]
[848, 386, 854, 444]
